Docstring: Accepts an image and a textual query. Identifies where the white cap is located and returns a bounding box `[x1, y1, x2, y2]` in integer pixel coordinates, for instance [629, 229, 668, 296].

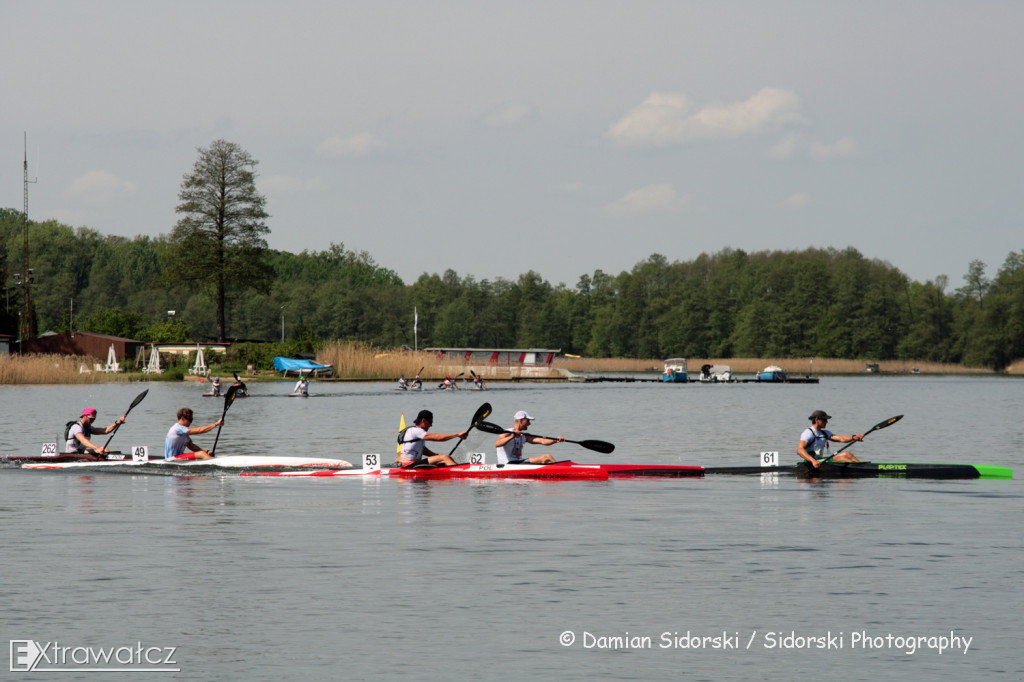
[513, 410, 534, 421]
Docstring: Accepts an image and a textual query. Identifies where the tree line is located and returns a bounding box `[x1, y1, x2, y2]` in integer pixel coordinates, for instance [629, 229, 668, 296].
[3, 211, 1021, 369]
[1, 140, 1021, 369]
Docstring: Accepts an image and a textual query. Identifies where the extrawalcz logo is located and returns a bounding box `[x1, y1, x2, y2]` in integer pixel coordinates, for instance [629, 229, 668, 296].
[10, 640, 180, 673]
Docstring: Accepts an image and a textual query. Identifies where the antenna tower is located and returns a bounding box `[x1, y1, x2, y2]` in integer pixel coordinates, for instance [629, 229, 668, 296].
[22, 132, 37, 339]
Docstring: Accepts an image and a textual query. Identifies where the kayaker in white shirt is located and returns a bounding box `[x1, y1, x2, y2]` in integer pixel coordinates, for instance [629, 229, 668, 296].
[398, 409, 468, 468]
[798, 410, 863, 468]
[495, 411, 561, 465]
[164, 408, 224, 460]
[65, 407, 125, 454]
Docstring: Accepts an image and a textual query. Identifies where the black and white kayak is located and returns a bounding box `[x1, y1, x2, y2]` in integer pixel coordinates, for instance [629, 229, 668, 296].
[20, 447, 352, 470]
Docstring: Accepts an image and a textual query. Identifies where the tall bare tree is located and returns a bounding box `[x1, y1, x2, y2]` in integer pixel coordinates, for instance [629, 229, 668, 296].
[167, 139, 273, 341]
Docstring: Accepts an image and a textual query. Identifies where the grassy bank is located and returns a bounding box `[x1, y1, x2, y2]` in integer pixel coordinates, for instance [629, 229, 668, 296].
[2, 342, 1014, 384]
[0, 354, 137, 384]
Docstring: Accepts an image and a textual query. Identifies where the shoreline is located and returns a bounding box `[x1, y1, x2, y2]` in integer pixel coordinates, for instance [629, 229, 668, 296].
[1, 351, 1018, 385]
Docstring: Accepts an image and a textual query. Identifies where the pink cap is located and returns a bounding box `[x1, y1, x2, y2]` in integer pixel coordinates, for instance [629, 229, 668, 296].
[82, 407, 97, 417]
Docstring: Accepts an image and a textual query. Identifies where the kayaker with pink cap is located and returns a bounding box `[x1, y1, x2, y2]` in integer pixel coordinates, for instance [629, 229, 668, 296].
[64, 407, 125, 454]
[495, 410, 562, 465]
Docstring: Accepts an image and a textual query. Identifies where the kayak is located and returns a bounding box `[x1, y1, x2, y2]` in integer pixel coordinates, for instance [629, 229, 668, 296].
[21, 455, 354, 470]
[386, 462, 608, 480]
[586, 462, 703, 477]
[703, 461, 1013, 479]
[7, 452, 163, 463]
[243, 454, 383, 477]
[506, 460, 703, 477]
[243, 467, 380, 477]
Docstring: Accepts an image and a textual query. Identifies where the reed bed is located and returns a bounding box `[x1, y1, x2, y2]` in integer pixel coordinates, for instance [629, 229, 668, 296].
[0, 354, 134, 385]
[317, 342, 471, 380]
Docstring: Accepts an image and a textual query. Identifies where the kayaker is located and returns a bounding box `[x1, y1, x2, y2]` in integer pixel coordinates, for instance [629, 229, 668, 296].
[210, 376, 221, 397]
[474, 375, 485, 390]
[65, 407, 125, 455]
[798, 410, 864, 468]
[294, 374, 310, 395]
[411, 375, 422, 389]
[495, 410, 561, 465]
[397, 374, 408, 390]
[164, 408, 224, 460]
[232, 378, 248, 397]
[398, 409, 467, 468]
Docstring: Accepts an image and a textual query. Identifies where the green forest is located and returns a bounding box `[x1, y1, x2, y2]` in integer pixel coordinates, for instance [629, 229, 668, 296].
[2, 207, 1022, 369]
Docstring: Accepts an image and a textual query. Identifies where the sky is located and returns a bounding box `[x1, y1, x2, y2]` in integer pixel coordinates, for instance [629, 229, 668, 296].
[2, 1, 1022, 289]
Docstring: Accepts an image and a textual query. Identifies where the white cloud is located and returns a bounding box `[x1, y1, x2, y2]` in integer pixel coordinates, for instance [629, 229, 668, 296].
[68, 171, 136, 203]
[606, 183, 690, 214]
[316, 133, 385, 159]
[482, 102, 534, 128]
[608, 88, 803, 148]
[781, 193, 810, 209]
[809, 136, 860, 159]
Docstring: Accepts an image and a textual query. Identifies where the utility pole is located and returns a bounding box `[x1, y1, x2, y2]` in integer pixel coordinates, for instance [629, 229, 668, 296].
[22, 132, 37, 339]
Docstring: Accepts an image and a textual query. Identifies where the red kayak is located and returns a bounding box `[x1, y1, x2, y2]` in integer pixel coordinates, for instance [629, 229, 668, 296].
[386, 462, 608, 480]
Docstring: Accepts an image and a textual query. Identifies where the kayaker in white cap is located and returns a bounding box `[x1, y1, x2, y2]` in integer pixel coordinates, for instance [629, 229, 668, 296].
[798, 409, 863, 468]
[495, 410, 562, 465]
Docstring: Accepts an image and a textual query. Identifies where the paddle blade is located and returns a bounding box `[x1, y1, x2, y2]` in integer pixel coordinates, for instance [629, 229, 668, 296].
[833, 414, 904, 456]
[576, 439, 615, 454]
[868, 414, 903, 434]
[471, 403, 492, 428]
[128, 389, 149, 411]
[397, 412, 406, 456]
[475, 420, 506, 435]
[103, 389, 150, 448]
[223, 385, 238, 411]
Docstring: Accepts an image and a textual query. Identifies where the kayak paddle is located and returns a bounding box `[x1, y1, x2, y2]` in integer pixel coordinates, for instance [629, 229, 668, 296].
[102, 389, 149, 449]
[825, 414, 904, 461]
[209, 385, 238, 457]
[447, 402, 492, 457]
[476, 420, 616, 454]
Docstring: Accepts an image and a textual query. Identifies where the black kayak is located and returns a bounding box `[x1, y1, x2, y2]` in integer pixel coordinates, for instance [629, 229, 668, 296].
[703, 460, 1012, 479]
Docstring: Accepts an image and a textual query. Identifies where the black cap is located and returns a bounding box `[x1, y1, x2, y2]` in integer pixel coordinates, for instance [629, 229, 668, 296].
[415, 409, 434, 424]
[808, 410, 832, 421]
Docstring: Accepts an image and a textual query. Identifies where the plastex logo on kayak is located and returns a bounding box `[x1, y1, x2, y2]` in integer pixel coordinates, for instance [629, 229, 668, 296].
[9, 640, 179, 673]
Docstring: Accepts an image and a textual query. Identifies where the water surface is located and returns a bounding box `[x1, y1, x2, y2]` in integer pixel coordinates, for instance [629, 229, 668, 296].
[2, 377, 1021, 680]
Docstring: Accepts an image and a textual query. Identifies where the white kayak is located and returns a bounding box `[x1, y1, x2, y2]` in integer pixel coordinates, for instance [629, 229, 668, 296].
[23, 455, 354, 470]
[243, 454, 383, 477]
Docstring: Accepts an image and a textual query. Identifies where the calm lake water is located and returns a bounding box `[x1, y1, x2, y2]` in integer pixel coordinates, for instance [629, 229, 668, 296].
[2, 376, 1021, 681]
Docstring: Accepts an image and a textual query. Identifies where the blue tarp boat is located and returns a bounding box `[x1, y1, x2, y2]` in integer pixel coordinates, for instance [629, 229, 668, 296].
[272, 357, 334, 377]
